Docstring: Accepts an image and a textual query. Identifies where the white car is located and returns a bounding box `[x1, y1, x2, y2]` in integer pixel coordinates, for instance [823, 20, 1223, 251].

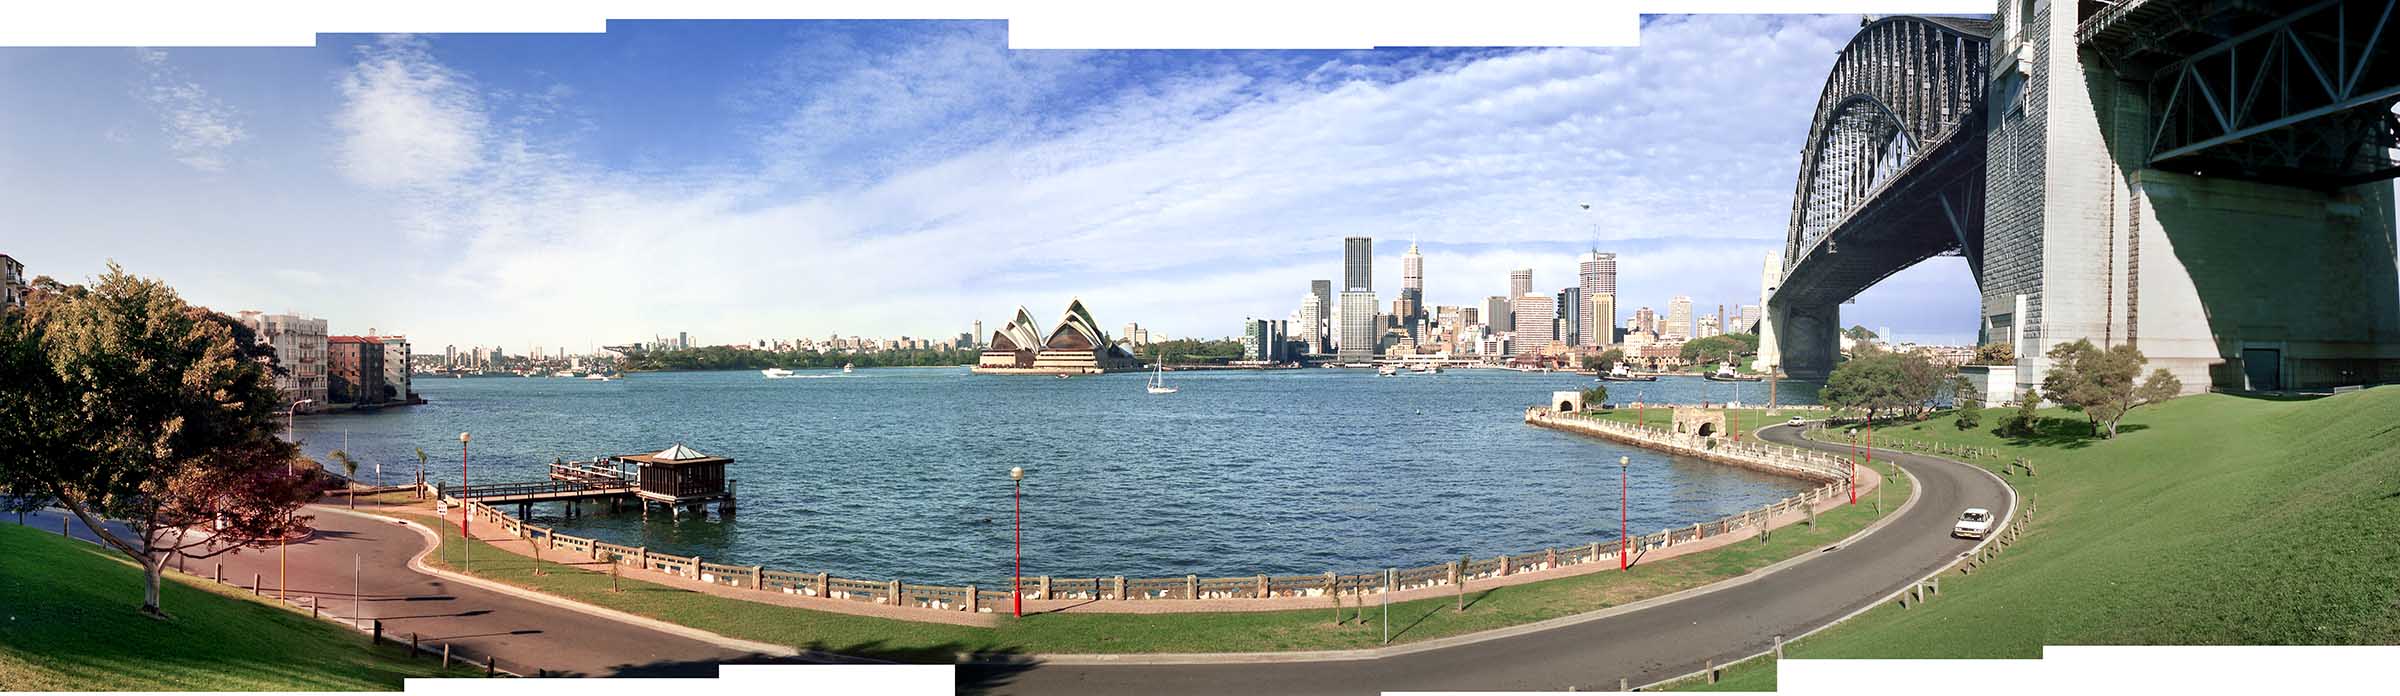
[1786, 416, 1806, 427]
[1953, 508, 1995, 539]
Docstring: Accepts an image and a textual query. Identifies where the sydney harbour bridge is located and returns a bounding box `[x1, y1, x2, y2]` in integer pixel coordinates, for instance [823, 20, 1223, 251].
[1761, 0, 2400, 394]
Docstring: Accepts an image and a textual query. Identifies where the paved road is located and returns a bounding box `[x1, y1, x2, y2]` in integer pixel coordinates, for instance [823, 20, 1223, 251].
[28, 504, 766, 677]
[961, 424, 2014, 694]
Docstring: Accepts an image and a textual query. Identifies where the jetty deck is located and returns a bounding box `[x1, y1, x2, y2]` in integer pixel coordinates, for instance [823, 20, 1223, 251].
[440, 445, 736, 519]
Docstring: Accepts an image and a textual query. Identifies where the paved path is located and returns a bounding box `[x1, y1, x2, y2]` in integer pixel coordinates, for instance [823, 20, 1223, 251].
[27, 504, 773, 678]
[960, 424, 2014, 694]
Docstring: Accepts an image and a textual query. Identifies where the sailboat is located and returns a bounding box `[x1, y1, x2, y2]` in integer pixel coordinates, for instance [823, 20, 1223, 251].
[841, 363, 855, 374]
[1146, 362, 1178, 394]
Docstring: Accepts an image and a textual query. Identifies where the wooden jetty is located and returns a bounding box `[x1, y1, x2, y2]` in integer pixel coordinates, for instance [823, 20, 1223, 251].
[445, 443, 737, 520]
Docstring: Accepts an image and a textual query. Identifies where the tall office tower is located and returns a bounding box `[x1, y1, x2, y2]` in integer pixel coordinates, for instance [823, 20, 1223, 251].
[1400, 241, 1425, 320]
[1738, 304, 1763, 334]
[1634, 306, 1657, 335]
[1295, 291, 1326, 354]
[678, 331, 691, 350]
[1578, 251, 1617, 347]
[1716, 305, 1727, 338]
[973, 320, 984, 347]
[444, 344, 457, 367]
[1555, 288, 1581, 348]
[1510, 294, 1555, 355]
[1459, 306, 1479, 327]
[1484, 295, 1513, 333]
[1591, 293, 1617, 348]
[1509, 268, 1533, 299]
[1344, 237, 1373, 292]
[1665, 296, 1694, 340]
[1338, 291, 1379, 361]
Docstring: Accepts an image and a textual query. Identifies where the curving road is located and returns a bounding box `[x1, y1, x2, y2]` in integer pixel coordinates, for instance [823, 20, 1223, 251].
[961, 424, 2014, 694]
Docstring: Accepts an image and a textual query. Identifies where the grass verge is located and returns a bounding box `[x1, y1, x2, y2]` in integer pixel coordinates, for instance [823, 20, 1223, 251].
[389, 474, 1904, 660]
[1664, 389, 2400, 689]
[0, 522, 474, 691]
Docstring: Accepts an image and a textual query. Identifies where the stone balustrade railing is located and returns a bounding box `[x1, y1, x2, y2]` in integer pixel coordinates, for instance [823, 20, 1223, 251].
[1526, 408, 1853, 483]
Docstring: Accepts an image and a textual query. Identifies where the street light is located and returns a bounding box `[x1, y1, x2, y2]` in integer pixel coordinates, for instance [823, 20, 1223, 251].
[459, 432, 471, 571]
[1010, 466, 1025, 618]
[1618, 455, 1630, 571]
[278, 398, 312, 603]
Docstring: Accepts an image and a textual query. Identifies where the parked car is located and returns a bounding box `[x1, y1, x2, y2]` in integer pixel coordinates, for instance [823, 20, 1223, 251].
[1953, 508, 1995, 539]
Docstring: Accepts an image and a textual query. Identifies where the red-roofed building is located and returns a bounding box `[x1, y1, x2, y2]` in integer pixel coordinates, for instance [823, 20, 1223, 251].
[328, 336, 388, 405]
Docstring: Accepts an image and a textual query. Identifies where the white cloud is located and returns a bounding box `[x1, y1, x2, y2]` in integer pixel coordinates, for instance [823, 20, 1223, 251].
[132, 48, 246, 172]
[319, 17, 1956, 350]
[334, 35, 488, 190]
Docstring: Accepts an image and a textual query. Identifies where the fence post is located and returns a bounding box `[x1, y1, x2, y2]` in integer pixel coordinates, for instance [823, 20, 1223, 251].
[1496, 554, 1510, 577]
[752, 565, 763, 590]
[1038, 575, 1051, 600]
[888, 579, 902, 605]
[692, 557, 705, 579]
[1114, 576, 1126, 600]
[1774, 634, 1784, 658]
[371, 619, 381, 645]
[410, 632, 418, 658]
[486, 655, 495, 677]
[1186, 574, 1198, 600]
[965, 585, 978, 613]
[441, 643, 451, 669]
[635, 547, 648, 572]
[817, 572, 829, 598]
[1706, 658, 1717, 684]
[253, 573, 261, 596]
[1324, 570, 1337, 598]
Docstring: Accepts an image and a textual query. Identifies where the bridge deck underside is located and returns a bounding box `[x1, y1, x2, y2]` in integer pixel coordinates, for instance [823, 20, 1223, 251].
[1776, 129, 1985, 309]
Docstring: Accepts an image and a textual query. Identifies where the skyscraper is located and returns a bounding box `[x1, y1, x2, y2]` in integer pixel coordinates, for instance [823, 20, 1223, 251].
[1665, 296, 1694, 340]
[1510, 294, 1555, 355]
[1400, 241, 1424, 322]
[973, 320, 984, 347]
[1295, 291, 1326, 354]
[1310, 279, 1332, 346]
[1578, 251, 1617, 348]
[1339, 291, 1378, 361]
[1344, 237, 1373, 292]
[1509, 268, 1533, 299]
[1485, 295, 1513, 334]
[1556, 288, 1581, 348]
[1634, 306, 1657, 335]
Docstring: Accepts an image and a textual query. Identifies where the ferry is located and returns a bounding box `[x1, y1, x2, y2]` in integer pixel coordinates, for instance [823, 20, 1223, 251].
[1601, 363, 1657, 382]
[1703, 364, 1764, 382]
[1377, 364, 1400, 377]
[762, 368, 796, 379]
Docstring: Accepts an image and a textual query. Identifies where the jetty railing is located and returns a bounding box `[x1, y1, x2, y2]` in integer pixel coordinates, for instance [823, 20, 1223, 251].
[436, 408, 1870, 615]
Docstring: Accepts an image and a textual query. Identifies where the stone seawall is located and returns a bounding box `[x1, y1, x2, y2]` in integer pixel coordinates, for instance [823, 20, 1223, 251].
[1524, 408, 1851, 485]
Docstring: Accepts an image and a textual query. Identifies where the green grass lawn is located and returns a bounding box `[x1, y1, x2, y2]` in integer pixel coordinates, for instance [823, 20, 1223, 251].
[1578, 407, 1801, 436]
[392, 476, 1904, 660]
[1665, 388, 2400, 690]
[0, 522, 475, 691]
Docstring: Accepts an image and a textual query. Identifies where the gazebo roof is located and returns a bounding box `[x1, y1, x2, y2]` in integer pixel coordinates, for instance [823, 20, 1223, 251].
[615, 442, 732, 467]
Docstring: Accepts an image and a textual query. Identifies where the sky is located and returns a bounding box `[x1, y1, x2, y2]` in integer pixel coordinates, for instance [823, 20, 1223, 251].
[0, 16, 1982, 351]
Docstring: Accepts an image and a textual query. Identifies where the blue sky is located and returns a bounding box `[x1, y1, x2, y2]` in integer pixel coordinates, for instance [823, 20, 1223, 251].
[0, 17, 1979, 351]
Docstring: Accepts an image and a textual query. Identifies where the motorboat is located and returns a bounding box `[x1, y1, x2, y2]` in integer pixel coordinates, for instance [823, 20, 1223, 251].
[1703, 364, 1763, 382]
[1376, 364, 1400, 377]
[762, 368, 797, 379]
[584, 373, 614, 381]
[1145, 362, 1179, 394]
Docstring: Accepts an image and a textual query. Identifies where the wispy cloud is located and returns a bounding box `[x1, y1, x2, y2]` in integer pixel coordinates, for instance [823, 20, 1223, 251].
[132, 48, 246, 172]
[334, 35, 488, 191]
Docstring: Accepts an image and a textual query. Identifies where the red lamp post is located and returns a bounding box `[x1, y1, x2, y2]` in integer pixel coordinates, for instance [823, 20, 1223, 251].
[1010, 466, 1025, 618]
[1618, 455, 1630, 570]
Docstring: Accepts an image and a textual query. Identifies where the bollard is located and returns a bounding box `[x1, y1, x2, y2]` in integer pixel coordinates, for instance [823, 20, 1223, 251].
[442, 643, 451, 669]
[1931, 577, 1940, 596]
[485, 656, 495, 677]
[311, 601, 319, 619]
[215, 563, 223, 584]
[372, 620, 382, 646]
[63, 516, 69, 536]
[1706, 658, 1717, 684]
[410, 633, 419, 658]
[253, 573, 262, 596]
[1774, 634, 1784, 658]
[1620, 677, 1628, 692]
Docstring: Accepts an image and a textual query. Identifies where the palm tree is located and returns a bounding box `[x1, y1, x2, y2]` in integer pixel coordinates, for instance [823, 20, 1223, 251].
[414, 447, 429, 500]
[328, 449, 360, 509]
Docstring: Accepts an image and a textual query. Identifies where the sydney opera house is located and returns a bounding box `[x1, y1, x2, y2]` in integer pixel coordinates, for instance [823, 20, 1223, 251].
[974, 299, 1143, 375]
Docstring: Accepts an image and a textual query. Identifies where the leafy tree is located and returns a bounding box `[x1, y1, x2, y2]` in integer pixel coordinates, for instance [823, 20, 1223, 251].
[0, 265, 320, 617]
[1820, 349, 1951, 421]
[2040, 339, 2184, 439]
[1952, 375, 1983, 430]
[328, 449, 360, 509]
[1679, 334, 1757, 365]
[1999, 388, 2041, 438]
[1589, 348, 1625, 373]
[1580, 385, 1609, 407]
[1844, 325, 1880, 341]
[1972, 341, 2015, 365]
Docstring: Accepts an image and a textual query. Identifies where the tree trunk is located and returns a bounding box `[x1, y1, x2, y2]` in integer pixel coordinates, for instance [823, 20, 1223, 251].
[142, 554, 168, 618]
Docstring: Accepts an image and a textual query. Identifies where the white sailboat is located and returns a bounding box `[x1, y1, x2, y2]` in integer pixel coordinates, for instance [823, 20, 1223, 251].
[842, 363, 855, 374]
[1146, 362, 1178, 394]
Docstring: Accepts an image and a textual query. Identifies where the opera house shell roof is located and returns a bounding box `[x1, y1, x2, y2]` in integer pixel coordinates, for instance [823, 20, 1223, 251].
[975, 299, 1141, 374]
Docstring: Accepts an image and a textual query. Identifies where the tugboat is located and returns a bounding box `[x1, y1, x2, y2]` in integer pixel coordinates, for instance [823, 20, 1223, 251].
[1703, 363, 1764, 382]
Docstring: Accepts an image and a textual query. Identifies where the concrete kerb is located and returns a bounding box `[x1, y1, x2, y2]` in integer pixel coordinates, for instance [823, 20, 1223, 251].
[999, 431, 1921, 668]
[330, 507, 855, 664]
[1634, 424, 2018, 691]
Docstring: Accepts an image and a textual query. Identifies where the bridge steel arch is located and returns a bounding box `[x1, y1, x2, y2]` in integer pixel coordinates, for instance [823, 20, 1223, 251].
[1763, 16, 1992, 379]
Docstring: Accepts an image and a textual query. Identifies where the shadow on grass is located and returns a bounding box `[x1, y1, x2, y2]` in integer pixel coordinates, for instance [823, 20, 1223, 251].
[1989, 417, 2146, 450]
[1389, 587, 1500, 642]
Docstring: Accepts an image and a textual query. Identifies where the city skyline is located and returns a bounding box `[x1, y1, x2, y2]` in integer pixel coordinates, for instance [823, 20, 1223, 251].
[1, 16, 1981, 349]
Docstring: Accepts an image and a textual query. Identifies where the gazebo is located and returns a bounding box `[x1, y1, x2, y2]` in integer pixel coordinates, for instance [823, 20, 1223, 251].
[610, 443, 736, 516]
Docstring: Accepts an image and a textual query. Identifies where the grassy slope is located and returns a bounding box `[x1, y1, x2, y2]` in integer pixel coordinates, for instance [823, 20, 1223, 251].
[392, 476, 1904, 661]
[0, 523, 471, 691]
[1663, 389, 2400, 690]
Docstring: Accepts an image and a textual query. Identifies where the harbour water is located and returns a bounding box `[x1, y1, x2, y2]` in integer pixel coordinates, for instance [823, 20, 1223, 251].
[294, 368, 1822, 586]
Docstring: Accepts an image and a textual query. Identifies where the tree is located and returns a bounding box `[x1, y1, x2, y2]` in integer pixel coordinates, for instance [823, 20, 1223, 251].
[2040, 339, 2184, 439]
[1952, 375, 1983, 430]
[2000, 388, 2041, 437]
[1972, 341, 2014, 365]
[1819, 349, 1951, 421]
[1580, 384, 1609, 407]
[1590, 348, 1625, 373]
[414, 447, 429, 499]
[1679, 334, 1756, 366]
[0, 265, 320, 617]
[328, 449, 360, 509]
[1844, 325, 1880, 341]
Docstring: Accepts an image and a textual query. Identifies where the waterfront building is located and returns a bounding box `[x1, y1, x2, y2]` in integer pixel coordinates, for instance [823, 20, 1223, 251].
[975, 299, 1141, 374]
[1578, 251, 1616, 348]
[1510, 293, 1555, 355]
[1, 253, 23, 309]
[1240, 317, 1287, 362]
[372, 333, 414, 403]
[1344, 237, 1373, 293]
[239, 311, 328, 411]
[1485, 295, 1512, 334]
[1338, 291, 1378, 362]
[1697, 314, 1722, 339]
[1665, 296, 1694, 341]
[328, 336, 388, 405]
[1509, 268, 1532, 299]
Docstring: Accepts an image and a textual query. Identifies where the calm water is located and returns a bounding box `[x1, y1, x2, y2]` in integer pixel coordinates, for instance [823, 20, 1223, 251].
[294, 368, 1821, 585]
